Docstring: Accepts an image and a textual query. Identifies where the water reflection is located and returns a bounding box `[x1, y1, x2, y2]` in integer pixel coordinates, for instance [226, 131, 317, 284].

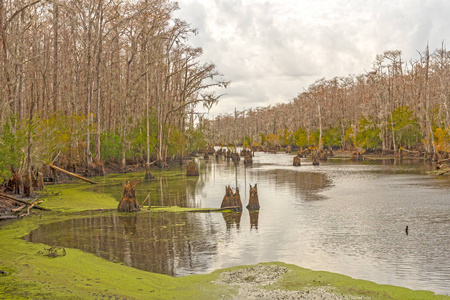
[26, 212, 222, 276]
[26, 153, 450, 295]
[249, 210, 259, 230]
[222, 212, 242, 230]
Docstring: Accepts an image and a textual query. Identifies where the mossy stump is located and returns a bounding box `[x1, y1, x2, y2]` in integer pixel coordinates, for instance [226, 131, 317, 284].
[246, 184, 260, 210]
[293, 156, 301, 166]
[186, 161, 199, 176]
[118, 181, 140, 212]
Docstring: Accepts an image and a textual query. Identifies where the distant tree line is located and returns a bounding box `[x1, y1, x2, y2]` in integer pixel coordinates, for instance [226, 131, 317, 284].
[0, 0, 227, 194]
[204, 46, 450, 157]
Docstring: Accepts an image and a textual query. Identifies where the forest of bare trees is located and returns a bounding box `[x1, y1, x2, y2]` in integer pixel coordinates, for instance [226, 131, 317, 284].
[0, 0, 227, 195]
[204, 46, 450, 159]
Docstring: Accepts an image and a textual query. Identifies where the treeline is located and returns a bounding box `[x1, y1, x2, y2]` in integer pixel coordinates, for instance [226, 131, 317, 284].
[204, 46, 450, 157]
[0, 0, 227, 192]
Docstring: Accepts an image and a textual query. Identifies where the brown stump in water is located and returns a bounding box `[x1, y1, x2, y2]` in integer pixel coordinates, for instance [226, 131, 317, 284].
[221, 185, 234, 208]
[246, 184, 260, 210]
[204, 151, 209, 159]
[351, 152, 363, 162]
[186, 161, 199, 176]
[293, 156, 301, 166]
[117, 181, 140, 212]
[312, 152, 320, 166]
[319, 151, 328, 161]
[233, 187, 243, 210]
[244, 155, 253, 166]
[220, 185, 243, 211]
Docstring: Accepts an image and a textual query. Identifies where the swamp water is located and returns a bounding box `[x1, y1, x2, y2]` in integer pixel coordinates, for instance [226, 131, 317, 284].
[26, 153, 450, 295]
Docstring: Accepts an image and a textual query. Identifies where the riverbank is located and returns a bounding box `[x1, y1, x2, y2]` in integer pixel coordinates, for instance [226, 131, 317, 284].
[1, 168, 449, 299]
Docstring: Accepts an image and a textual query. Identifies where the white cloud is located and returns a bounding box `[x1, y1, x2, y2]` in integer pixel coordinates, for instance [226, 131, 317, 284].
[175, 0, 450, 116]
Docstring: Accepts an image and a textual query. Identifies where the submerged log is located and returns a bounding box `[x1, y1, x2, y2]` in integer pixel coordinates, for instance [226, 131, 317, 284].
[117, 181, 140, 212]
[49, 163, 97, 184]
[246, 184, 260, 210]
[186, 161, 199, 176]
[293, 156, 301, 166]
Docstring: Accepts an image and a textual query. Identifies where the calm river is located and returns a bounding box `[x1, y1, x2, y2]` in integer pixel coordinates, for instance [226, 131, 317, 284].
[26, 152, 450, 295]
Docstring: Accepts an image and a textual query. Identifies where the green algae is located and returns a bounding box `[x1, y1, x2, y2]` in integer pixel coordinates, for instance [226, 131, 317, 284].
[1, 168, 449, 299]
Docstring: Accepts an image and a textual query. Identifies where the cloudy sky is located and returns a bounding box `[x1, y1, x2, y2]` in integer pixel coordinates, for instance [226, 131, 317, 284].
[174, 0, 450, 117]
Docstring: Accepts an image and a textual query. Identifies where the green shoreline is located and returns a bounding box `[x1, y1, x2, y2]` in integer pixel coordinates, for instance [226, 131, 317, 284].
[1, 176, 448, 299]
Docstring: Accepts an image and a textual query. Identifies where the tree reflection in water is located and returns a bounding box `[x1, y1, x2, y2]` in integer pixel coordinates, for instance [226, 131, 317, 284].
[249, 210, 259, 230]
[221, 211, 242, 231]
[25, 211, 221, 277]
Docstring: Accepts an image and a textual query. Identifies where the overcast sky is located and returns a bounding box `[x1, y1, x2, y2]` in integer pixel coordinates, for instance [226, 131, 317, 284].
[174, 0, 450, 117]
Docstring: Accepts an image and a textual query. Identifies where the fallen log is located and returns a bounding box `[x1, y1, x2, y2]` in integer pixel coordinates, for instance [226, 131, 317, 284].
[434, 158, 450, 164]
[11, 204, 26, 212]
[19, 202, 37, 218]
[187, 206, 241, 213]
[0, 215, 18, 220]
[437, 168, 450, 176]
[0, 192, 51, 211]
[140, 194, 150, 207]
[49, 163, 98, 184]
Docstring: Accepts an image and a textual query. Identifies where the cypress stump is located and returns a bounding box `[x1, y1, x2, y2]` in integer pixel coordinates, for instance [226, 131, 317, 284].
[118, 181, 140, 212]
[246, 184, 260, 210]
[221, 185, 234, 208]
[312, 152, 320, 166]
[244, 155, 253, 166]
[293, 156, 301, 166]
[220, 185, 243, 211]
[233, 187, 243, 211]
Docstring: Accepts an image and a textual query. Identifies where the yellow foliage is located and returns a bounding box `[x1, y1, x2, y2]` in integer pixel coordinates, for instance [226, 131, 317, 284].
[434, 127, 450, 152]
